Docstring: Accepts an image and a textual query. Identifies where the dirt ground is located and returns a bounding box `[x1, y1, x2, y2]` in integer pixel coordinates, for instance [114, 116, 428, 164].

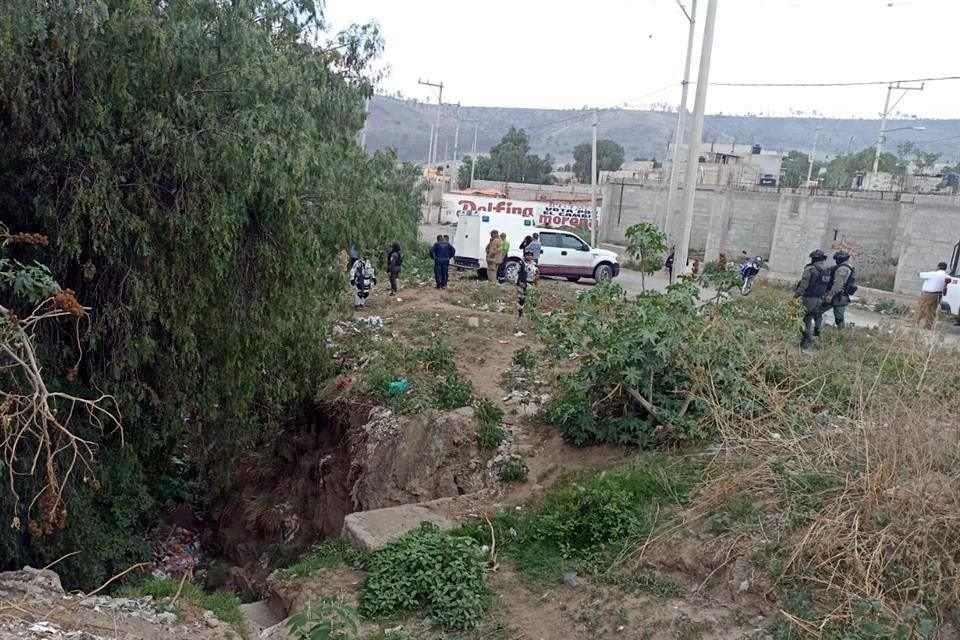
[263, 272, 772, 639]
[357, 270, 633, 505]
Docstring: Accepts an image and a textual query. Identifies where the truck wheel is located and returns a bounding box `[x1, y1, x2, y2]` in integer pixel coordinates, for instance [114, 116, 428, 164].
[503, 260, 521, 284]
[566, 277, 581, 283]
[594, 264, 613, 283]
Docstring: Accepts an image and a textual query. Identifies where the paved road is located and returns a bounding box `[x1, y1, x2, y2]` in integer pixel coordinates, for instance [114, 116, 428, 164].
[419, 223, 887, 330]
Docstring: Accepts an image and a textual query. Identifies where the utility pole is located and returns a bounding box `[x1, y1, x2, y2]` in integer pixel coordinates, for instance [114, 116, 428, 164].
[426, 124, 434, 164]
[872, 81, 923, 174]
[664, 0, 698, 243]
[359, 97, 371, 153]
[469, 120, 479, 188]
[453, 103, 461, 162]
[674, 0, 717, 276]
[591, 109, 599, 247]
[807, 127, 823, 185]
[418, 78, 444, 166]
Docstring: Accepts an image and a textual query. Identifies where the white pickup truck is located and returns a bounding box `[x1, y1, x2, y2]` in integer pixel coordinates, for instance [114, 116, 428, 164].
[940, 245, 960, 317]
[452, 211, 620, 284]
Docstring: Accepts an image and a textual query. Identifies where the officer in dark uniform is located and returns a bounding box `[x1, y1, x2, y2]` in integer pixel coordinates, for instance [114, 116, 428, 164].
[825, 250, 854, 329]
[793, 249, 831, 349]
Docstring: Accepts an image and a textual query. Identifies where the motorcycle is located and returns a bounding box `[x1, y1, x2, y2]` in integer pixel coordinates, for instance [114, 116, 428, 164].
[739, 262, 761, 296]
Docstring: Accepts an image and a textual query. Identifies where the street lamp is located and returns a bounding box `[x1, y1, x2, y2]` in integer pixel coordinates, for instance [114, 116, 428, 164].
[872, 125, 926, 173]
[871, 81, 924, 174]
[807, 127, 823, 186]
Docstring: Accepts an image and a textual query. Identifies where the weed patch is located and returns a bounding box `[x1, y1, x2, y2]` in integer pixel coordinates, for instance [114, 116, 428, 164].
[457, 458, 701, 587]
[495, 456, 528, 483]
[475, 397, 505, 450]
[117, 577, 247, 633]
[335, 337, 475, 414]
[279, 540, 368, 578]
[360, 523, 487, 630]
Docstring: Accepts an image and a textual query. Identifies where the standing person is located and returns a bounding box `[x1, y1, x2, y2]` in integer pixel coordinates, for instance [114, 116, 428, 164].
[386, 242, 403, 295]
[430, 234, 454, 290]
[519, 235, 533, 251]
[497, 232, 511, 283]
[527, 232, 543, 265]
[665, 249, 675, 283]
[516, 249, 538, 321]
[824, 251, 855, 329]
[916, 261, 949, 329]
[349, 252, 376, 310]
[429, 235, 444, 289]
[485, 230, 504, 283]
[793, 249, 832, 349]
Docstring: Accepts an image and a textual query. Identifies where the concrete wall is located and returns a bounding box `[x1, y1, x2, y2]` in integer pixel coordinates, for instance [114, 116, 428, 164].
[599, 179, 959, 278]
[894, 195, 960, 294]
[470, 179, 595, 203]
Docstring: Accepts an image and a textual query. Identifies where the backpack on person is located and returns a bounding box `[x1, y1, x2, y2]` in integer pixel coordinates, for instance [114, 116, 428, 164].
[829, 264, 858, 297]
[803, 262, 832, 298]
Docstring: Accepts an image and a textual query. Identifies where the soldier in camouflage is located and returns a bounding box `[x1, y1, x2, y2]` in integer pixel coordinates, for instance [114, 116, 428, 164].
[793, 249, 831, 349]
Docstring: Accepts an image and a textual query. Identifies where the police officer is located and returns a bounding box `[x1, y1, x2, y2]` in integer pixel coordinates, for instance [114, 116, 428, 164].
[825, 250, 854, 330]
[793, 249, 831, 349]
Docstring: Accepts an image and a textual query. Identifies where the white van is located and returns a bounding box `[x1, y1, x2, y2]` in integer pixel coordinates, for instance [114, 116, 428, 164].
[452, 211, 620, 284]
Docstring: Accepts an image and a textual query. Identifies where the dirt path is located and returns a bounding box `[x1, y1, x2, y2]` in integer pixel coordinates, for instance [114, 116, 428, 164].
[359, 276, 633, 505]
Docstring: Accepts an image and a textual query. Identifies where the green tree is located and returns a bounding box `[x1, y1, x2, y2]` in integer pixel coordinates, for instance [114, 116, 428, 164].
[0, 0, 421, 588]
[624, 223, 668, 291]
[572, 140, 626, 183]
[781, 150, 828, 188]
[913, 151, 942, 176]
[820, 148, 899, 189]
[484, 127, 554, 184]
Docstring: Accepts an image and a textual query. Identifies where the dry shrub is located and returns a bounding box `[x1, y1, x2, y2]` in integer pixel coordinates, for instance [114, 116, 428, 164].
[678, 323, 960, 635]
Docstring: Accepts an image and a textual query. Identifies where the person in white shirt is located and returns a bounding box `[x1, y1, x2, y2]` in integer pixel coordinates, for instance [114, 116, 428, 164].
[917, 261, 949, 329]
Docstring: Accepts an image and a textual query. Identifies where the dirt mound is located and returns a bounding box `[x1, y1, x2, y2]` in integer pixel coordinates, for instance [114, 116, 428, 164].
[0, 568, 228, 640]
[208, 403, 489, 577]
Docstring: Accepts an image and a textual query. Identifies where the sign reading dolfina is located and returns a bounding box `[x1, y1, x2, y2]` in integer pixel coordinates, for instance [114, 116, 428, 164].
[444, 194, 597, 228]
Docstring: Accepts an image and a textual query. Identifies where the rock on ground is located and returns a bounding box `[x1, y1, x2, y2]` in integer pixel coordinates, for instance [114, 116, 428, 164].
[0, 568, 231, 640]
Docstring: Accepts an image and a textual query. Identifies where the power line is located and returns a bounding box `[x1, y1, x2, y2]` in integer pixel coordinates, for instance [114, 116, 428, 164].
[710, 74, 960, 88]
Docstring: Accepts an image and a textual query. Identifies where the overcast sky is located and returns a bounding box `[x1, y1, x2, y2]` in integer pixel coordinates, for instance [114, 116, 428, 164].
[325, 0, 960, 120]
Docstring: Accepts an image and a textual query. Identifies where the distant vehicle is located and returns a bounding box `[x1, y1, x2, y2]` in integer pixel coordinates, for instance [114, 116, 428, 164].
[759, 174, 777, 187]
[452, 211, 619, 284]
[940, 240, 960, 316]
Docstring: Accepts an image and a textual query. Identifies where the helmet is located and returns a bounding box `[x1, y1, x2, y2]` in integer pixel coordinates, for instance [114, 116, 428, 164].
[833, 250, 850, 263]
[809, 249, 827, 262]
[755, 256, 764, 264]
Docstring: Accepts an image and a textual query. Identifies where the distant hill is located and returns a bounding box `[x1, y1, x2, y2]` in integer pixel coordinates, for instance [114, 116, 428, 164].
[365, 95, 960, 167]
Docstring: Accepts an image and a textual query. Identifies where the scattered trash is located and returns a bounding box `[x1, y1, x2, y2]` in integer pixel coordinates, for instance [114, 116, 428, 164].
[563, 571, 579, 587]
[468, 317, 480, 328]
[354, 315, 383, 327]
[148, 525, 201, 579]
[388, 379, 409, 395]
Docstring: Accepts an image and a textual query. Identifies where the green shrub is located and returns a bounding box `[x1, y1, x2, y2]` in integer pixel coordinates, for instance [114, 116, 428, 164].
[432, 374, 474, 409]
[287, 596, 360, 640]
[511, 346, 537, 370]
[360, 523, 487, 630]
[495, 457, 529, 483]
[538, 281, 788, 447]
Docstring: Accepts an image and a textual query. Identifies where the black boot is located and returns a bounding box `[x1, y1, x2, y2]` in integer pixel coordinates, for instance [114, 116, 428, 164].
[813, 328, 821, 337]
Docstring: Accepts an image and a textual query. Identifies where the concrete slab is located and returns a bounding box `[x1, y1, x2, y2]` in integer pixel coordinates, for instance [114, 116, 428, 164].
[341, 504, 457, 552]
[240, 600, 283, 635]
